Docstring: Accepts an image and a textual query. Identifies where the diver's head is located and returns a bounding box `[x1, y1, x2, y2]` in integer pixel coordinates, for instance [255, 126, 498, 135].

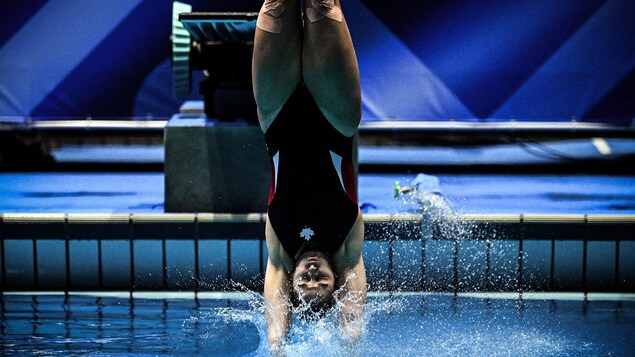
[291, 250, 337, 314]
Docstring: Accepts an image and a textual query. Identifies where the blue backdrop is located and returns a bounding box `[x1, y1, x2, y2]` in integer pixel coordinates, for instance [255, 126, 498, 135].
[0, 0, 633, 124]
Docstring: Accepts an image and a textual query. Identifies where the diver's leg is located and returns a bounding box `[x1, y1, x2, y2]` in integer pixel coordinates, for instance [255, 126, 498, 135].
[302, 0, 361, 137]
[252, 0, 303, 133]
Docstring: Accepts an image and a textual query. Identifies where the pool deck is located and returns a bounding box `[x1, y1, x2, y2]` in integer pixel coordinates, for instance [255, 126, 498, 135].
[1, 172, 634, 215]
[3, 290, 635, 302]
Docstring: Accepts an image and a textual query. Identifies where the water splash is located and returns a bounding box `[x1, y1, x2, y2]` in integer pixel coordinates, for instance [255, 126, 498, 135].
[181, 284, 369, 356]
[180, 292, 602, 356]
[394, 179, 477, 240]
[176, 176, 607, 355]
[377, 176, 530, 292]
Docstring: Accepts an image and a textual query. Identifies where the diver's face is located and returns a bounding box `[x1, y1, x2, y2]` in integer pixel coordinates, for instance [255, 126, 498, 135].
[292, 251, 336, 301]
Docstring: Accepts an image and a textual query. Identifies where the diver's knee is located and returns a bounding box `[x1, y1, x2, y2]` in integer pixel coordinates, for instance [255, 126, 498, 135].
[257, 0, 288, 34]
[306, 0, 343, 23]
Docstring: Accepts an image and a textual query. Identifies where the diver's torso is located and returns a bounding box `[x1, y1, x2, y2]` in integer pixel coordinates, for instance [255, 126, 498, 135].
[265, 84, 358, 259]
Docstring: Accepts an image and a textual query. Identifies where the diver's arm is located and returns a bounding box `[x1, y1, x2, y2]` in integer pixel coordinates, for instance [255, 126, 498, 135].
[338, 254, 367, 340]
[335, 212, 367, 340]
[264, 217, 294, 354]
[264, 257, 291, 354]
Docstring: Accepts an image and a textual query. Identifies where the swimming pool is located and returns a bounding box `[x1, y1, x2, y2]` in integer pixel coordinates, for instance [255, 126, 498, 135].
[1, 292, 633, 356]
[1, 183, 634, 355]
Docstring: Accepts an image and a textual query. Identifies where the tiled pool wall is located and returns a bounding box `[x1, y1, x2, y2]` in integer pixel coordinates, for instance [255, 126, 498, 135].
[0, 213, 633, 293]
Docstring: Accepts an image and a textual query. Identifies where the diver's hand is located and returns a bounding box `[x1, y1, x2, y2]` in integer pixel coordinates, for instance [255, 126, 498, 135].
[341, 310, 364, 341]
[341, 319, 364, 357]
[269, 339, 286, 357]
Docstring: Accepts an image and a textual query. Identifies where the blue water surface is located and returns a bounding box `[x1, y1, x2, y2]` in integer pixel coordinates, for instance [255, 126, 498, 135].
[1, 293, 633, 356]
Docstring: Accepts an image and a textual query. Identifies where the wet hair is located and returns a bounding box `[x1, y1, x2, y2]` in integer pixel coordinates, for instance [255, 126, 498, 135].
[290, 289, 336, 319]
[290, 253, 338, 318]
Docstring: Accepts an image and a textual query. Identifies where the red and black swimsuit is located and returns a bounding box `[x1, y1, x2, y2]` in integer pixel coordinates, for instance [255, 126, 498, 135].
[265, 84, 359, 259]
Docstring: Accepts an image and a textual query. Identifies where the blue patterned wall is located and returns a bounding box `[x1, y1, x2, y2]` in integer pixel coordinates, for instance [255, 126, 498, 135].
[0, 0, 633, 124]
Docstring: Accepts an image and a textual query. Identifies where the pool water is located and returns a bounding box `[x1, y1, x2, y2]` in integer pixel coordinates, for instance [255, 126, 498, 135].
[1, 293, 633, 356]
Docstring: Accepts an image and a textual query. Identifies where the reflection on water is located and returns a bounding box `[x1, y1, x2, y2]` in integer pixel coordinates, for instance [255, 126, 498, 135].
[1, 293, 633, 356]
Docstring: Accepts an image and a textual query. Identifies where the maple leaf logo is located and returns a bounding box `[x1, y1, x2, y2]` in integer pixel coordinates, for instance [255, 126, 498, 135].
[299, 226, 314, 241]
